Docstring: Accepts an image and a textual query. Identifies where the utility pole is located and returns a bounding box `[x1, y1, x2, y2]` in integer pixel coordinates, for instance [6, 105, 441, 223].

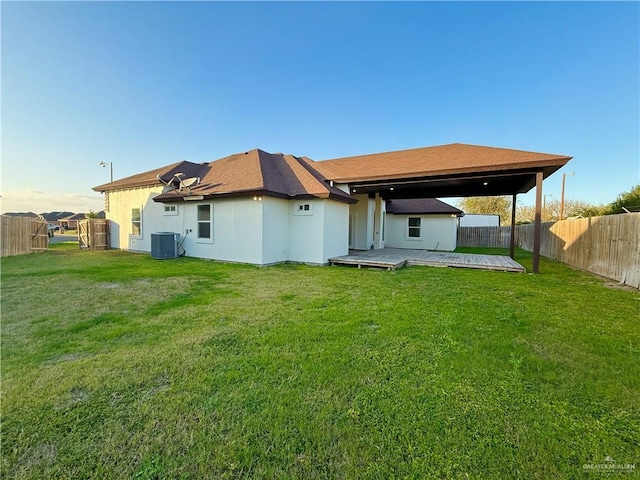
[99, 162, 113, 182]
[559, 172, 575, 221]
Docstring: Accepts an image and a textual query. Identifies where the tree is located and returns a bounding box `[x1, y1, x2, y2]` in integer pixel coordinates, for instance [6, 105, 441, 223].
[86, 210, 99, 219]
[574, 203, 607, 218]
[457, 196, 512, 224]
[602, 184, 640, 214]
[516, 199, 602, 224]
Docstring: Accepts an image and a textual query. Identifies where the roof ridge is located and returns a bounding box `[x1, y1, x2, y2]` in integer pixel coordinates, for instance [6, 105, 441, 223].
[286, 154, 356, 203]
[283, 154, 329, 194]
[254, 149, 269, 190]
[319, 143, 570, 164]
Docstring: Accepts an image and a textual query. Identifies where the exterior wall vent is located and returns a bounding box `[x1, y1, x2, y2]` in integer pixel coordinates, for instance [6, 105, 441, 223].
[151, 232, 179, 259]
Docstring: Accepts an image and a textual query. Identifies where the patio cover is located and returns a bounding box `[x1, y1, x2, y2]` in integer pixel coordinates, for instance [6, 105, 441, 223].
[309, 143, 572, 273]
[308, 143, 571, 198]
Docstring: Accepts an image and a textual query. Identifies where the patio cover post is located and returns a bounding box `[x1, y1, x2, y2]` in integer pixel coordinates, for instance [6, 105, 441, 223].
[509, 193, 517, 259]
[532, 171, 543, 273]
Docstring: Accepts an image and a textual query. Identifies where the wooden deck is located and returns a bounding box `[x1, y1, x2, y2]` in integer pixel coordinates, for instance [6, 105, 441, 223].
[329, 248, 526, 273]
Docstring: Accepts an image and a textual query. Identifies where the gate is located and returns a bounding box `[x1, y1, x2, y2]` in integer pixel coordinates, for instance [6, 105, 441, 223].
[79, 220, 90, 249]
[1, 215, 48, 257]
[30, 218, 49, 252]
[78, 219, 110, 250]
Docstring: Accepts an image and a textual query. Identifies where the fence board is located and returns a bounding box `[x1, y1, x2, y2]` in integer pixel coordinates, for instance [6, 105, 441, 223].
[1, 215, 49, 257]
[457, 214, 640, 288]
[78, 219, 110, 250]
[457, 226, 511, 248]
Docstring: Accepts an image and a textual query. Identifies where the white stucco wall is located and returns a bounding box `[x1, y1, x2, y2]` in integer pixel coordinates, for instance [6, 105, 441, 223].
[262, 197, 290, 265]
[106, 190, 264, 263]
[385, 214, 458, 251]
[106, 189, 350, 265]
[183, 198, 263, 264]
[288, 199, 326, 264]
[349, 194, 374, 250]
[322, 200, 350, 261]
[106, 186, 165, 251]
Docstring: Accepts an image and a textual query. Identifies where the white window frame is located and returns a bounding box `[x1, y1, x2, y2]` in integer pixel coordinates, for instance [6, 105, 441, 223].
[163, 204, 178, 216]
[294, 201, 313, 216]
[196, 203, 213, 243]
[406, 217, 421, 240]
[131, 207, 142, 238]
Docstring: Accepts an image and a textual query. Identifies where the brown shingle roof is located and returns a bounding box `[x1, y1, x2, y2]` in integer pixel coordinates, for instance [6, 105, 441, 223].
[95, 149, 355, 204]
[61, 213, 87, 221]
[308, 143, 572, 183]
[93, 143, 571, 203]
[93, 160, 205, 192]
[386, 198, 463, 216]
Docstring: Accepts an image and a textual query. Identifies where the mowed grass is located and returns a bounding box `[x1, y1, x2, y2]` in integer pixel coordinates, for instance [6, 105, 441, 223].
[1, 246, 639, 479]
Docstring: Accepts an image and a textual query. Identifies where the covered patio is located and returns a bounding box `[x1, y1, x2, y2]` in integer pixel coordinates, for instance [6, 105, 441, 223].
[312, 143, 572, 273]
[329, 248, 526, 272]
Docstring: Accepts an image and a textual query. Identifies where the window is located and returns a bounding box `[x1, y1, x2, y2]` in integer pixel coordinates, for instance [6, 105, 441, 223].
[132, 208, 142, 236]
[294, 201, 313, 216]
[164, 204, 178, 216]
[197, 204, 212, 240]
[407, 217, 421, 238]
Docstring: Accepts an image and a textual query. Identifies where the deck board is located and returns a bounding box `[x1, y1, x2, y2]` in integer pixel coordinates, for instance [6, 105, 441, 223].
[329, 249, 525, 273]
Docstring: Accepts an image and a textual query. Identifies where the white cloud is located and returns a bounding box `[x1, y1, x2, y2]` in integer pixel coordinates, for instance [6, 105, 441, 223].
[0, 190, 105, 215]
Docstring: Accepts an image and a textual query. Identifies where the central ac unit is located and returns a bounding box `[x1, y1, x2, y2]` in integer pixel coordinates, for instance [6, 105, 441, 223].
[151, 232, 179, 259]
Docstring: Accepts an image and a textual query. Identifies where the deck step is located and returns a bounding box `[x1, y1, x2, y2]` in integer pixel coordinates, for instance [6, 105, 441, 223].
[329, 258, 406, 271]
[328, 249, 526, 273]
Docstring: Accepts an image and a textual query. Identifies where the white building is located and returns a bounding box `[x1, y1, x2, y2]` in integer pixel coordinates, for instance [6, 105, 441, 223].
[384, 199, 463, 251]
[99, 150, 354, 265]
[459, 214, 500, 227]
[93, 143, 572, 265]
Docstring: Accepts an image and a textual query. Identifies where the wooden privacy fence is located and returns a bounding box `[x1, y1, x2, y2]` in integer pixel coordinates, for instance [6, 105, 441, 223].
[1, 215, 49, 257]
[457, 213, 640, 288]
[457, 226, 511, 248]
[78, 219, 110, 250]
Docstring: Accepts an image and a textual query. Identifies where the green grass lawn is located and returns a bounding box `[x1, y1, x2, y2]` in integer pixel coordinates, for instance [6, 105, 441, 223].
[2, 246, 639, 479]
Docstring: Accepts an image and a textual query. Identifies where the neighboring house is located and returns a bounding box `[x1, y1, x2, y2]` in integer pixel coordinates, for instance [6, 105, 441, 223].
[60, 213, 86, 230]
[459, 214, 500, 227]
[385, 199, 463, 251]
[41, 211, 75, 227]
[93, 143, 571, 265]
[3, 212, 43, 219]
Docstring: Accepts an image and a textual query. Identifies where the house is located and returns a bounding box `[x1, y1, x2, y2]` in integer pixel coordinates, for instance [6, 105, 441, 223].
[459, 214, 500, 227]
[41, 211, 75, 227]
[3, 212, 43, 219]
[59, 213, 87, 230]
[93, 143, 571, 267]
[94, 150, 356, 265]
[385, 199, 463, 251]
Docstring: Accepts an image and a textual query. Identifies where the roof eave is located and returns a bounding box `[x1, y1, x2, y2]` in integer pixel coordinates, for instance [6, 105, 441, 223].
[153, 188, 358, 205]
[326, 157, 573, 185]
[93, 181, 162, 193]
[390, 211, 463, 216]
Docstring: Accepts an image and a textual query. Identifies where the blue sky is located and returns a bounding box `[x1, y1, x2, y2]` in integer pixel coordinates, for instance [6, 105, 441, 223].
[2, 1, 638, 214]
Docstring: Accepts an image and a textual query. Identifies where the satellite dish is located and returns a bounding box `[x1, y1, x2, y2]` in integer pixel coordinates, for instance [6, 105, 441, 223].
[180, 177, 199, 188]
[179, 177, 200, 194]
[157, 172, 200, 194]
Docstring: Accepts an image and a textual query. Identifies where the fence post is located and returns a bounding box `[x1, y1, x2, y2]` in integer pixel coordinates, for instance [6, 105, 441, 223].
[532, 171, 543, 274]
